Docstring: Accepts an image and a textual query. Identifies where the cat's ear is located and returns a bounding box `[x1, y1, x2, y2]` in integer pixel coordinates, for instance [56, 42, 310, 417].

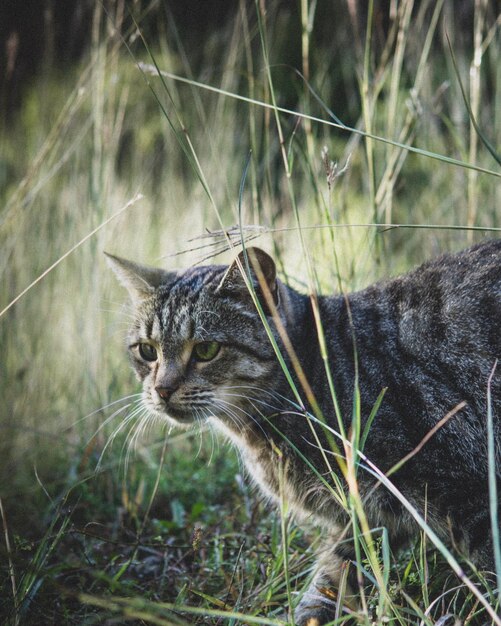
[219, 247, 279, 311]
[105, 252, 176, 304]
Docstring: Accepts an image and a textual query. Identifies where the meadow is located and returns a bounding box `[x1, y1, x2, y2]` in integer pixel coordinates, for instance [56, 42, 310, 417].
[0, 1, 500, 624]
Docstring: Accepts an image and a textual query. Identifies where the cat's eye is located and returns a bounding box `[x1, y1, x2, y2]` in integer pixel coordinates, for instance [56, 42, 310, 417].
[138, 342, 158, 362]
[192, 341, 220, 362]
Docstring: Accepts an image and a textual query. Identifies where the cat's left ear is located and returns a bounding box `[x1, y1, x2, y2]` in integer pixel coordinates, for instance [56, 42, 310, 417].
[219, 247, 279, 311]
[105, 252, 176, 305]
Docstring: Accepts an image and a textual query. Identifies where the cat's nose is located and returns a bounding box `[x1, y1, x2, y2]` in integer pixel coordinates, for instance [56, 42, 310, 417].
[156, 385, 177, 402]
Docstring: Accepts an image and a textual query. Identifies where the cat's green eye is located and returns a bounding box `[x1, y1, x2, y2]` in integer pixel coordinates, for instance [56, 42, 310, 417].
[138, 342, 158, 362]
[192, 341, 220, 362]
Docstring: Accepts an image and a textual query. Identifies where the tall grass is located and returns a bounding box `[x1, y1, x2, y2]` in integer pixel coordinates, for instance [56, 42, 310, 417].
[0, 0, 500, 623]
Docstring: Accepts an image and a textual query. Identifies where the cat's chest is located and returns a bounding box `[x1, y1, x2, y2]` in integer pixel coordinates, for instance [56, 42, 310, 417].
[211, 419, 281, 496]
[211, 418, 336, 525]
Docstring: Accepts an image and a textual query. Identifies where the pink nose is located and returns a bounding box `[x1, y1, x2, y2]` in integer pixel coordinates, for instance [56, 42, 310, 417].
[155, 386, 176, 402]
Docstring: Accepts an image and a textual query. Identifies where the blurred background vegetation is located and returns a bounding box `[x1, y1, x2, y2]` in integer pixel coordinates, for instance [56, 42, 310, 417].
[0, 0, 500, 623]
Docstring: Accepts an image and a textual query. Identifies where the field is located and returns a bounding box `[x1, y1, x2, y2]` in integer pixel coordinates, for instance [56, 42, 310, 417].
[1, 1, 500, 624]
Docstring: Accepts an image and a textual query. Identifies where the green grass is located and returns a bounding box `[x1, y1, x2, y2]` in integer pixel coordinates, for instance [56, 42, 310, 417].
[1, 0, 501, 624]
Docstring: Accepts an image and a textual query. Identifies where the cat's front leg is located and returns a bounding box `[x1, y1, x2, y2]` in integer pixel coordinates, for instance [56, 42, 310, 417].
[294, 545, 357, 625]
[294, 571, 338, 625]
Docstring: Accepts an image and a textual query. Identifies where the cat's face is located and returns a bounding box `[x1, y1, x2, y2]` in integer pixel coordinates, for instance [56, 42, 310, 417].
[107, 248, 281, 431]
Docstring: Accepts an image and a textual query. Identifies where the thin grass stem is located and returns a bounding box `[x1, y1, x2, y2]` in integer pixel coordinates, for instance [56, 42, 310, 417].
[138, 62, 501, 179]
[0, 496, 18, 626]
[487, 360, 501, 599]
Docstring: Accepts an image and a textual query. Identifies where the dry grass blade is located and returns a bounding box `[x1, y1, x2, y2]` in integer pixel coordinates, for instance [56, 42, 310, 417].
[137, 62, 501, 179]
[0, 193, 143, 319]
[387, 401, 467, 477]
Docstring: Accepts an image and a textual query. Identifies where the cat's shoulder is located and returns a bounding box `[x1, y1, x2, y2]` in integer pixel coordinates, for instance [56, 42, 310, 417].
[421, 239, 501, 270]
[344, 239, 501, 311]
[386, 239, 501, 286]
[409, 239, 501, 293]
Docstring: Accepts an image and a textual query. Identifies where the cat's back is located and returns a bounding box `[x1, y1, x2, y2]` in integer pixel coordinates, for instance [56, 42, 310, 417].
[324, 240, 501, 475]
[395, 238, 501, 302]
[389, 239, 501, 355]
[342, 240, 501, 357]
[315, 241, 501, 440]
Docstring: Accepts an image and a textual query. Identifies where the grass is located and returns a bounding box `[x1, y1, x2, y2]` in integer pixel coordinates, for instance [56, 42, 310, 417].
[1, 0, 500, 624]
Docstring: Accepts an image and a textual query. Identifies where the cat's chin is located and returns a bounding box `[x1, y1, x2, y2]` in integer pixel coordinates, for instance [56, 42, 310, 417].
[153, 406, 197, 429]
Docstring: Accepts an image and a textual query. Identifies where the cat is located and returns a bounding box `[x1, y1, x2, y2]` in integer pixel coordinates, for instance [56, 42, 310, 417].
[106, 239, 501, 624]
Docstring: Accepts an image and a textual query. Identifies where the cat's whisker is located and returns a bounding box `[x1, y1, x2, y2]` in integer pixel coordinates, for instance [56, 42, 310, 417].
[222, 384, 301, 413]
[213, 399, 255, 431]
[206, 408, 248, 477]
[193, 406, 216, 463]
[212, 400, 256, 437]
[223, 384, 294, 404]
[96, 407, 144, 471]
[109, 327, 135, 339]
[100, 408, 142, 454]
[205, 410, 218, 464]
[119, 404, 150, 459]
[100, 299, 138, 318]
[215, 397, 276, 440]
[130, 406, 153, 445]
[69, 393, 143, 431]
[220, 391, 282, 414]
[123, 409, 152, 476]
[208, 402, 241, 431]
[88, 398, 143, 442]
[141, 411, 160, 441]
[101, 309, 137, 321]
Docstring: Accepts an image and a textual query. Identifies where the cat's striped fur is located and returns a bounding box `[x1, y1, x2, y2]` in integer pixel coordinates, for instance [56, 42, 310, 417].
[107, 240, 501, 624]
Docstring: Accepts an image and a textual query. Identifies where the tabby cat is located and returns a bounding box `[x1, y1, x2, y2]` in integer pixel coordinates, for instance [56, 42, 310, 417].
[107, 240, 501, 624]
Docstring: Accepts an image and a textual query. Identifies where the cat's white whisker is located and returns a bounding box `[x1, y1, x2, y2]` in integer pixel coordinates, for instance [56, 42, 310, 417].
[123, 410, 151, 475]
[213, 398, 266, 438]
[222, 384, 301, 413]
[220, 391, 281, 414]
[69, 393, 143, 431]
[96, 408, 143, 471]
[89, 398, 143, 442]
[121, 405, 151, 466]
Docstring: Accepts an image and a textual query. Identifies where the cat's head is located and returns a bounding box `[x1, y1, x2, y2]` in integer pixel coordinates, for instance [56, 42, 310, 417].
[106, 248, 283, 431]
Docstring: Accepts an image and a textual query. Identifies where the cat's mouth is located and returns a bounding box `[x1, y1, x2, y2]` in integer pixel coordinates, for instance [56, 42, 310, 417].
[150, 399, 202, 426]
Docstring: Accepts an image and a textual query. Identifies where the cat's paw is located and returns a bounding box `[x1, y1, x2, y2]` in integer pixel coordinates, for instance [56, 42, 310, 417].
[293, 582, 357, 625]
[294, 590, 338, 626]
[294, 603, 336, 626]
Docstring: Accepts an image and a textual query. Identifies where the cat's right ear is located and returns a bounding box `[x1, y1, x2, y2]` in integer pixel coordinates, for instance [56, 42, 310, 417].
[217, 247, 279, 314]
[104, 252, 176, 304]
